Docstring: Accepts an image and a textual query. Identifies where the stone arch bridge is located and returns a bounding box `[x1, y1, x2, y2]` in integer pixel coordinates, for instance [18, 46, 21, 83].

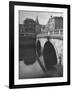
[36, 33, 63, 65]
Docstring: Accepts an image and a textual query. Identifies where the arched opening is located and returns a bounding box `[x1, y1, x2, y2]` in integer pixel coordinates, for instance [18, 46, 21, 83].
[43, 41, 57, 70]
[36, 40, 41, 57]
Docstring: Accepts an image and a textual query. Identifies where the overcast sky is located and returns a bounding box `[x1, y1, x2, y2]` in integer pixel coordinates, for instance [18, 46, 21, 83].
[19, 10, 63, 25]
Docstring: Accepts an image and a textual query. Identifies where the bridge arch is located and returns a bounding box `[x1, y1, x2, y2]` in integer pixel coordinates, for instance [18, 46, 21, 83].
[36, 40, 41, 57]
[36, 37, 63, 66]
[49, 39, 59, 64]
[36, 38, 48, 56]
[50, 39, 63, 64]
[43, 40, 57, 70]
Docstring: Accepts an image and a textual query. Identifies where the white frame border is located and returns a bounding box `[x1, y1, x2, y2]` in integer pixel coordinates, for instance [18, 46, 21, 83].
[14, 5, 67, 85]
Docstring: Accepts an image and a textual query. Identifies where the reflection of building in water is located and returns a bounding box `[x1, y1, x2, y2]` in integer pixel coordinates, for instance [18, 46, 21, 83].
[19, 18, 36, 65]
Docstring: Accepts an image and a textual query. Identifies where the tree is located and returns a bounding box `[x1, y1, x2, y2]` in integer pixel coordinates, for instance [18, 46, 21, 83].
[24, 18, 36, 33]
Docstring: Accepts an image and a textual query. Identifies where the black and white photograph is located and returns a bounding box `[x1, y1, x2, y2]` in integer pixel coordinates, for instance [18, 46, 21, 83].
[9, 1, 70, 88]
[19, 10, 63, 79]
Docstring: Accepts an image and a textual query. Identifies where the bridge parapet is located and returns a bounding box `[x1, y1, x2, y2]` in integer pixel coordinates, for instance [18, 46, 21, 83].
[36, 31, 63, 40]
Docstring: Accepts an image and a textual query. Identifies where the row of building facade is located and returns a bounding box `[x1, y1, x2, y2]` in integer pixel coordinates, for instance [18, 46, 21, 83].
[19, 16, 63, 37]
